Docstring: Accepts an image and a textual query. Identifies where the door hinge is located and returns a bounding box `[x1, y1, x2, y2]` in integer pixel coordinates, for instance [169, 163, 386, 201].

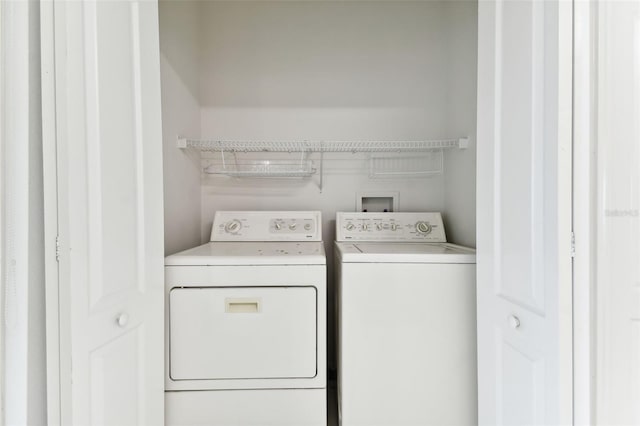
[55, 235, 60, 262]
[570, 231, 576, 258]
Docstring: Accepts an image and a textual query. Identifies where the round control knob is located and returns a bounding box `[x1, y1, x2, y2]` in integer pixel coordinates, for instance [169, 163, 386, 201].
[289, 223, 297, 230]
[415, 221, 432, 234]
[274, 222, 282, 230]
[304, 223, 312, 231]
[225, 219, 242, 234]
[346, 223, 355, 231]
[362, 223, 368, 231]
[376, 223, 383, 231]
[391, 223, 399, 231]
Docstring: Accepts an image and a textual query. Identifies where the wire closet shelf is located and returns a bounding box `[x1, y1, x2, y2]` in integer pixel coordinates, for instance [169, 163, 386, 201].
[179, 137, 469, 191]
[177, 138, 468, 153]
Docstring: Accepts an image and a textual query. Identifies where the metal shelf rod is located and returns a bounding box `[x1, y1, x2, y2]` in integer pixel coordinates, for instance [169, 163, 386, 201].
[177, 137, 469, 153]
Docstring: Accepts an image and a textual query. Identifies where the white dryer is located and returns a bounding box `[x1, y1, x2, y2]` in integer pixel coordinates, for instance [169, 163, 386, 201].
[334, 212, 477, 426]
[165, 211, 326, 426]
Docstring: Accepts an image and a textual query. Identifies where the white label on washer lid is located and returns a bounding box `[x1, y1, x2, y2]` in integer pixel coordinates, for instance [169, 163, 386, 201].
[210, 211, 322, 242]
[335, 212, 446, 242]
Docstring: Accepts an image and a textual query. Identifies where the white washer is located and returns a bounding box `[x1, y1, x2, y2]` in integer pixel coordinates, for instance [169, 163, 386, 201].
[334, 212, 477, 426]
[165, 211, 326, 426]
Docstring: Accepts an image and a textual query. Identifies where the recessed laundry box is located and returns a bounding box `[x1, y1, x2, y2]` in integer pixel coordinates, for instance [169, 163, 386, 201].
[169, 286, 318, 381]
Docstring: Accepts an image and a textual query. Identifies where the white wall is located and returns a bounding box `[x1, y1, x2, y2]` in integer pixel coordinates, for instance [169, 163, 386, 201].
[1, 0, 47, 424]
[158, 0, 479, 249]
[197, 0, 464, 236]
[196, 1, 477, 247]
[159, 0, 202, 256]
[443, 1, 477, 248]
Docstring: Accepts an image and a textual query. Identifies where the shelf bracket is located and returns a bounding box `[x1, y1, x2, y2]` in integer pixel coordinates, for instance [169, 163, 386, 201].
[319, 150, 324, 193]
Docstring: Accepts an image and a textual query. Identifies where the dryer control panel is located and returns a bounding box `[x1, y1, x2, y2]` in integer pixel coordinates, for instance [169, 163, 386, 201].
[211, 211, 322, 242]
[336, 212, 446, 242]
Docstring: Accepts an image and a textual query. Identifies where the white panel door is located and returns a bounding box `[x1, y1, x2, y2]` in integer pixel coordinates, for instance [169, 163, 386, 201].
[476, 0, 572, 424]
[41, 1, 164, 425]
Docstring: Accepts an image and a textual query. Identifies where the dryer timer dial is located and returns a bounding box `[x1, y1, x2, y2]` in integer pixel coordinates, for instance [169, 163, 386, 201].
[224, 219, 242, 234]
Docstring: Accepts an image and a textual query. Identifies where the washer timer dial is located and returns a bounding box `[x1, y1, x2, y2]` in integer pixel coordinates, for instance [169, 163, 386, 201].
[415, 221, 432, 234]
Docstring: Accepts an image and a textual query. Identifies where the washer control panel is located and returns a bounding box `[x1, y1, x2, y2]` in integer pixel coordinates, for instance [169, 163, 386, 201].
[336, 212, 446, 242]
[211, 211, 322, 241]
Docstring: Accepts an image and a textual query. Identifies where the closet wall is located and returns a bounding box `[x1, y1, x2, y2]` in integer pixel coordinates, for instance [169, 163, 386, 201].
[160, 1, 477, 254]
[160, 1, 202, 256]
[198, 1, 454, 244]
[442, 1, 477, 248]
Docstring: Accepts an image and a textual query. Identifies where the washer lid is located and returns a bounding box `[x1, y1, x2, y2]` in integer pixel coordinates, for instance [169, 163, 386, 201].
[335, 242, 476, 264]
[165, 242, 326, 266]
